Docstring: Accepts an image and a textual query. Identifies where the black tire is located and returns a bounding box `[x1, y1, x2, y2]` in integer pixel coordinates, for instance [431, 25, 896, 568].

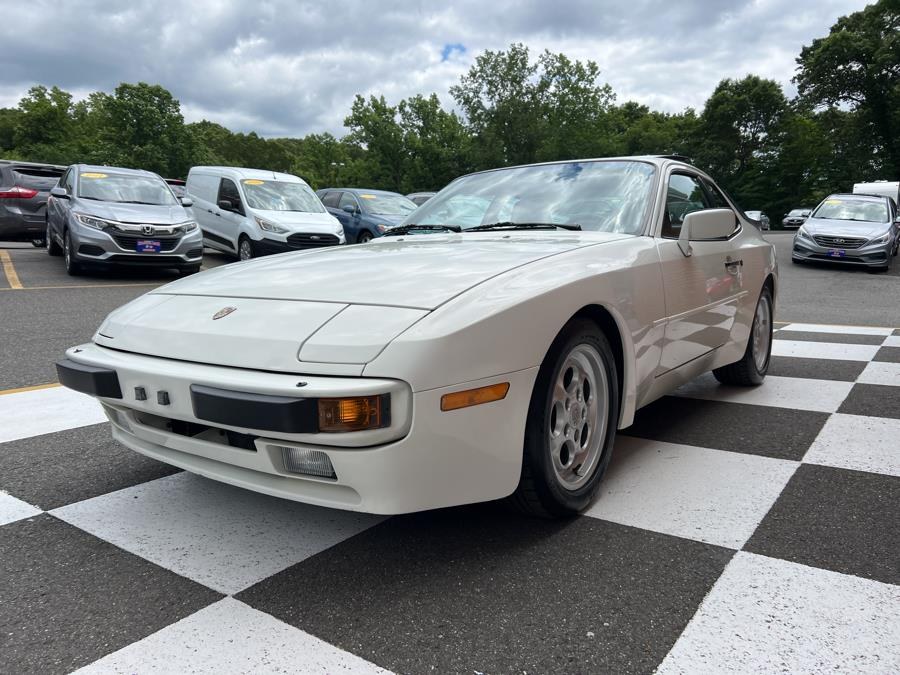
[357, 230, 373, 243]
[47, 223, 62, 256]
[510, 319, 619, 518]
[237, 235, 254, 261]
[63, 230, 81, 276]
[713, 286, 773, 386]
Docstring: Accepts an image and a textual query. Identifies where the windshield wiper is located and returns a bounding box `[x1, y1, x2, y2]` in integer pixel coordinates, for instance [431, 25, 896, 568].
[465, 221, 582, 232]
[117, 200, 164, 205]
[382, 223, 462, 236]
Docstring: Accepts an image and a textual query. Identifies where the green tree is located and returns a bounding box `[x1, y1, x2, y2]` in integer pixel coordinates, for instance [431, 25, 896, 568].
[795, 0, 900, 176]
[343, 94, 406, 189]
[88, 82, 193, 177]
[12, 85, 80, 163]
[397, 94, 471, 191]
[0, 107, 21, 154]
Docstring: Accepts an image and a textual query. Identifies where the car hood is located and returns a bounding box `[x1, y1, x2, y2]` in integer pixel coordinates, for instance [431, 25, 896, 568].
[802, 218, 890, 239]
[254, 210, 340, 227]
[153, 231, 632, 310]
[366, 213, 407, 225]
[75, 200, 190, 224]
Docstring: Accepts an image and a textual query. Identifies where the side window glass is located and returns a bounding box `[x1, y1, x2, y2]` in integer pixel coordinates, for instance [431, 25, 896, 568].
[218, 178, 243, 213]
[662, 173, 708, 238]
[63, 169, 74, 192]
[338, 192, 358, 212]
[701, 178, 729, 209]
[322, 191, 341, 208]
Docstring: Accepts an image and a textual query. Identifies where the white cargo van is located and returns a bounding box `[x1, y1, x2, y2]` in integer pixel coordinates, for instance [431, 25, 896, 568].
[853, 181, 899, 207]
[186, 167, 345, 260]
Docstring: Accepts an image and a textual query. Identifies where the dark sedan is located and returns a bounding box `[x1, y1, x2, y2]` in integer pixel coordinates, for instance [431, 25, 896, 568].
[317, 188, 417, 243]
[782, 208, 812, 229]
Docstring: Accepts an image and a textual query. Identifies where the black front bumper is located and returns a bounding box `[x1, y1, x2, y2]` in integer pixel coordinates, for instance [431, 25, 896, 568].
[56, 358, 123, 398]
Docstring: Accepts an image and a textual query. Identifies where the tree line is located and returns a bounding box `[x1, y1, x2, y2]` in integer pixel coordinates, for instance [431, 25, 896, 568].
[0, 0, 895, 223]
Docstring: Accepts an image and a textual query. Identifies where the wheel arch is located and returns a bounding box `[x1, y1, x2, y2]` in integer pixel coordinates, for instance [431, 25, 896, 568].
[565, 303, 636, 429]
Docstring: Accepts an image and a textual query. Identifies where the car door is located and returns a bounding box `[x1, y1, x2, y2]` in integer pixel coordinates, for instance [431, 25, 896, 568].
[656, 171, 744, 373]
[336, 192, 363, 241]
[214, 177, 246, 250]
[48, 169, 74, 244]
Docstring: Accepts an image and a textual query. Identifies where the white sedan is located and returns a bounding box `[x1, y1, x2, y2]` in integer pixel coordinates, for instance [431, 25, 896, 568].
[57, 156, 777, 517]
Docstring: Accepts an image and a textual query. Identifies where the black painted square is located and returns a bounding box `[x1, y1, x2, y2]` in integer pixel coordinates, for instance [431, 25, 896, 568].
[0, 423, 180, 510]
[745, 465, 900, 584]
[239, 508, 733, 675]
[773, 330, 885, 345]
[873, 347, 900, 363]
[0, 515, 220, 674]
[767, 356, 865, 382]
[838, 383, 900, 419]
[622, 396, 827, 460]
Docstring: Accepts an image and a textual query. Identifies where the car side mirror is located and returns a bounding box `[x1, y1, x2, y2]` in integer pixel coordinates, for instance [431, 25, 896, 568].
[341, 204, 357, 214]
[218, 199, 233, 211]
[50, 186, 69, 199]
[181, 197, 193, 207]
[678, 208, 736, 256]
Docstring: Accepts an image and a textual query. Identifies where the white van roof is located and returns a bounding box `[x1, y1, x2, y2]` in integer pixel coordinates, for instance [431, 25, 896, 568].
[188, 166, 305, 184]
[853, 181, 899, 200]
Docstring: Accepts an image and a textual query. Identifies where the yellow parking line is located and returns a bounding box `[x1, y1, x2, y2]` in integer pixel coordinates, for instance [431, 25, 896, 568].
[0, 249, 23, 289]
[0, 382, 61, 396]
[0, 282, 158, 292]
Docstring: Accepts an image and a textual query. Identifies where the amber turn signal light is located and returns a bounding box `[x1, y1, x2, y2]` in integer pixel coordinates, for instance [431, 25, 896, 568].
[440, 382, 510, 411]
[318, 395, 388, 432]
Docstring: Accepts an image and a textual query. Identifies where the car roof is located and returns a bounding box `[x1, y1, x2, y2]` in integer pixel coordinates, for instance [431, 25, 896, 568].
[320, 187, 405, 196]
[75, 164, 158, 177]
[0, 159, 67, 171]
[456, 155, 697, 181]
[825, 193, 888, 204]
[190, 166, 302, 183]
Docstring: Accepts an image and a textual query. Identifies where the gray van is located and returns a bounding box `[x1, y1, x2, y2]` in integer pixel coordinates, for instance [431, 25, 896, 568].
[46, 164, 203, 276]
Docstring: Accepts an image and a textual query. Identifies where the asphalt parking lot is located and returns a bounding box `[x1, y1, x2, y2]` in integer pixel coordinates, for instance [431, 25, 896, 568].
[1, 234, 898, 674]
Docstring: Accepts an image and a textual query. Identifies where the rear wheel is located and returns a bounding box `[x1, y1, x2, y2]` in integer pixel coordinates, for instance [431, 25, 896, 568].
[510, 319, 619, 517]
[237, 236, 254, 261]
[63, 230, 81, 276]
[713, 286, 773, 386]
[46, 222, 62, 256]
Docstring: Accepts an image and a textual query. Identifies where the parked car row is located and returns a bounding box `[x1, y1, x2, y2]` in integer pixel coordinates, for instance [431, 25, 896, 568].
[0, 160, 66, 244]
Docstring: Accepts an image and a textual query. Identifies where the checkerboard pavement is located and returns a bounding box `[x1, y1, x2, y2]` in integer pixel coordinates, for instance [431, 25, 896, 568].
[1, 323, 898, 674]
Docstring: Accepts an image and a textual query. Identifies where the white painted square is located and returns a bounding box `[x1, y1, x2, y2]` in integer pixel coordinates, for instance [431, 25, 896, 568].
[0, 490, 42, 526]
[858, 361, 900, 387]
[771, 339, 879, 362]
[52, 472, 384, 594]
[73, 597, 391, 674]
[882, 335, 900, 348]
[804, 413, 900, 477]
[781, 323, 893, 336]
[674, 374, 853, 413]
[0, 386, 106, 443]
[657, 552, 900, 674]
[585, 437, 798, 549]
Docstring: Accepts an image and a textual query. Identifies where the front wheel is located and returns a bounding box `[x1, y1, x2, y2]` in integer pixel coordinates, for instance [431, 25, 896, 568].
[713, 286, 773, 386]
[357, 230, 373, 244]
[511, 319, 619, 517]
[63, 230, 81, 276]
[237, 236, 254, 261]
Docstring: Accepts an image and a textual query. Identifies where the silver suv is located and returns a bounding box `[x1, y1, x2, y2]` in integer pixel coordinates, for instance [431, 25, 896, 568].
[46, 164, 203, 276]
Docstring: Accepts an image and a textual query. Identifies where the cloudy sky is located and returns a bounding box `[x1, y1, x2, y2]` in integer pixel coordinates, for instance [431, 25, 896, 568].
[1, 0, 871, 138]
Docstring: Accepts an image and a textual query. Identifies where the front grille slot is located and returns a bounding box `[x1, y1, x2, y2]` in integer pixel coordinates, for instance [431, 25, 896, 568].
[286, 232, 340, 249]
[812, 235, 867, 249]
[111, 232, 182, 251]
[133, 410, 258, 451]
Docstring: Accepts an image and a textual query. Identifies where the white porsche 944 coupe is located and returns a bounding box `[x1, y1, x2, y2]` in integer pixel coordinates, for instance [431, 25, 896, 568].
[58, 156, 776, 517]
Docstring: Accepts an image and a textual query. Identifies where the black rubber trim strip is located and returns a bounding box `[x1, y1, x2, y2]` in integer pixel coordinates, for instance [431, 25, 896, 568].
[190, 384, 318, 433]
[55, 358, 123, 399]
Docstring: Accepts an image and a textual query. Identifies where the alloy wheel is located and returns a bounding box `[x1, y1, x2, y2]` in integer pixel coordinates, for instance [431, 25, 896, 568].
[548, 343, 608, 491]
[752, 293, 772, 372]
[239, 239, 253, 261]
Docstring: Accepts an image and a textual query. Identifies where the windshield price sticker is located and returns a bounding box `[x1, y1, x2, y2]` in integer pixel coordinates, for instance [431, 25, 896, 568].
[81, 172, 108, 179]
[243, 179, 265, 185]
[360, 194, 377, 199]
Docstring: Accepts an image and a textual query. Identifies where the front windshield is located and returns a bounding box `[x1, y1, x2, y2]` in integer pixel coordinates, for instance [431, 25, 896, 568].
[77, 172, 179, 206]
[812, 197, 888, 223]
[406, 160, 656, 233]
[788, 209, 807, 217]
[241, 179, 325, 213]
[360, 193, 417, 216]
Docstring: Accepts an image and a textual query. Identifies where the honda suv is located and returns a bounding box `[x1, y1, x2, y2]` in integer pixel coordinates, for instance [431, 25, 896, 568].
[46, 164, 203, 275]
[0, 160, 66, 245]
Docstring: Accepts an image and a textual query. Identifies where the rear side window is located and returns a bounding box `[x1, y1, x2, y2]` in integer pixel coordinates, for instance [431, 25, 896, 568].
[12, 167, 64, 189]
[321, 191, 341, 208]
[186, 173, 219, 203]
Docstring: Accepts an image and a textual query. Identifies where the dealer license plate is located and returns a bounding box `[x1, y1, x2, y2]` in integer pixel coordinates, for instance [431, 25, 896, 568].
[827, 249, 845, 257]
[136, 240, 161, 253]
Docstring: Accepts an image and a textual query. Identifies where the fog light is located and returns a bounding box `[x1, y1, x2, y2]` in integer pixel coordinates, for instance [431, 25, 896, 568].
[441, 382, 510, 411]
[318, 395, 388, 432]
[281, 446, 337, 479]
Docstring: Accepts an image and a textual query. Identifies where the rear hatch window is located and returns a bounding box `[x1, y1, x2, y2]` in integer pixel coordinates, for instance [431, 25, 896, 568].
[13, 167, 65, 190]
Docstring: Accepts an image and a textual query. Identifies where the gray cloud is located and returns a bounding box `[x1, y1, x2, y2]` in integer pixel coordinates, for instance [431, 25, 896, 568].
[0, 0, 871, 137]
